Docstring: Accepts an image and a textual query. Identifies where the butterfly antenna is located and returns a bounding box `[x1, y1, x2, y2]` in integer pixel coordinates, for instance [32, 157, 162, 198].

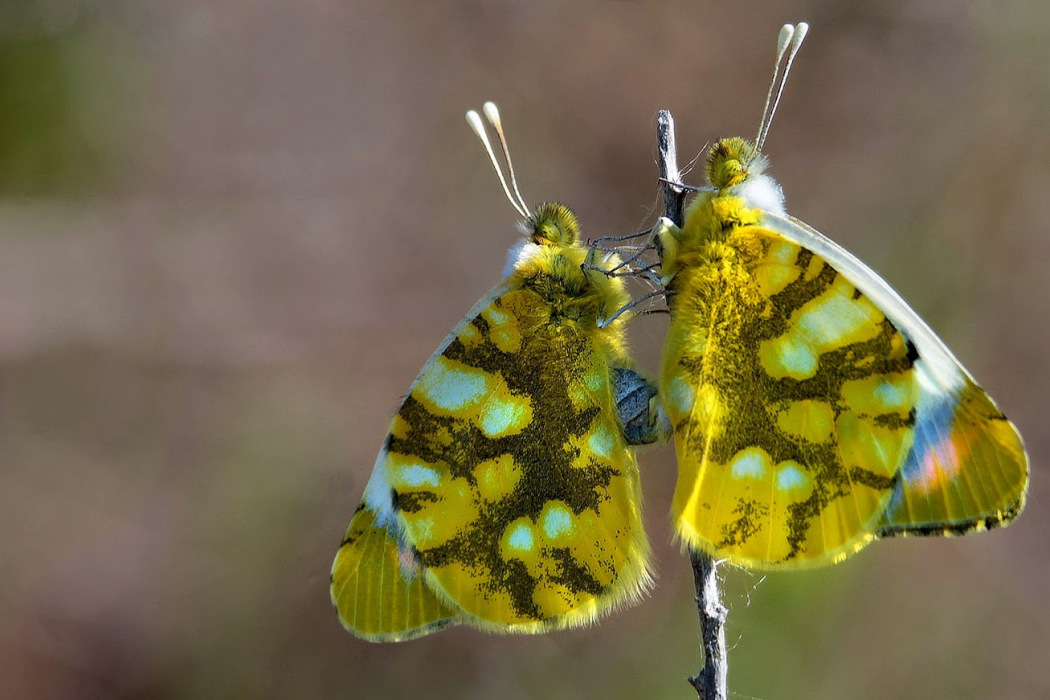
[753, 24, 794, 151]
[755, 22, 809, 155]
[482, 102, 530, 215]
[466, 105, 529, 218]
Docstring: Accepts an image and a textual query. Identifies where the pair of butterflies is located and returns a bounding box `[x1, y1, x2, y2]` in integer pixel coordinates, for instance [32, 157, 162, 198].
[331, 23, 1028, 641]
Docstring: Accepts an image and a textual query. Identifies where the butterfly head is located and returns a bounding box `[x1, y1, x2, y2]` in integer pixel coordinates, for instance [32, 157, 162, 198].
[662, 21, 812, 262]
[465, 102, 629, 326]
[511, 202, 630, 327]
[706, 137, 768, 189]
[691, 22, 809, 209]
[527, 201, 581, 246]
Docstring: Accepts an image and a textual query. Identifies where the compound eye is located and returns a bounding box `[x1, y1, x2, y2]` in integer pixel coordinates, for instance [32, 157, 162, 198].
[534, 222, 559, 245]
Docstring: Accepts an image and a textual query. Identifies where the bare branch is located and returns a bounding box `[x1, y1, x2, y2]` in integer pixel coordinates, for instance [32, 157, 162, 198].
[686, 550, 728, 700]
[657, 110, 685, 225]
[656, 109, 728, 700]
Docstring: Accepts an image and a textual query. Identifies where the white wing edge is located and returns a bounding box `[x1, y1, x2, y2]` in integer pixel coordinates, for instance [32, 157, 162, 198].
[363, 280, 517, 529]
[759, 211, 970, 396]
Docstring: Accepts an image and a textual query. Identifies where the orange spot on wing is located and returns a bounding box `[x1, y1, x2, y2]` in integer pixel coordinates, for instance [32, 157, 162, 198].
[914, 425, 975, 494]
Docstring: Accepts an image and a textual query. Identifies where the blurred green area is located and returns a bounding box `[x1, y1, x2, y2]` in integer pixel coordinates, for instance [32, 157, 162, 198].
[0, 1, 140, 194]
[0, 2, 1047, 699]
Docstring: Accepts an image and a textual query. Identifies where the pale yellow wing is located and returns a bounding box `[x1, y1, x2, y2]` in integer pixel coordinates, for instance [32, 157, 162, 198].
[331, 501, 460, 641]
[386, 285, 651, 631]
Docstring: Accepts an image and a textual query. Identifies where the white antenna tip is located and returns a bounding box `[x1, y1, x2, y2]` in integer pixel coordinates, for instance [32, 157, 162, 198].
[777, 24, 795, 53]
[756, 21, 812, 153]
[465, 102, 529, 219]
[483, 101, 501, 126]
[793, 22, 810, 47]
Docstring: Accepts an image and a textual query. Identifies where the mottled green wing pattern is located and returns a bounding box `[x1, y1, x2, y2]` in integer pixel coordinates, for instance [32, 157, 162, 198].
[387, 286, 651, 631]
[760, 213, 1029, 542]
[663, 226, 920, 567]
[332, 200, 657, 640]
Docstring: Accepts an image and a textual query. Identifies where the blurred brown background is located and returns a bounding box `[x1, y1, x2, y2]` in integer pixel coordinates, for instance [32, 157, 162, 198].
[0, 1, 1046, 698]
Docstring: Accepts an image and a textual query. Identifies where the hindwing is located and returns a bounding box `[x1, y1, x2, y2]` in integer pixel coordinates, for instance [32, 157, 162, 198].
[333, 202, 657, 640]
[662, 212, 1027, 568]
[330, 501, 460, 641]
[764, 214, 1028, 539]
[382, 284, 650, 631]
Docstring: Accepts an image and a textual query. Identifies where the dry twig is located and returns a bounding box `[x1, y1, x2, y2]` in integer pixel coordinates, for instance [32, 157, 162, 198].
[655, 110, 728, 700]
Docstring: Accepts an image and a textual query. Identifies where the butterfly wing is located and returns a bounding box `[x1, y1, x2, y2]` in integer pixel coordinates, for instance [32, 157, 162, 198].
[761, 214, 1028, 539]
[330, 285, 513, 640]
[334, 274, 652, 635]
[388, 282, 651, 631]
[330, 500, 461, 641]
[663, 213, 1027, 568]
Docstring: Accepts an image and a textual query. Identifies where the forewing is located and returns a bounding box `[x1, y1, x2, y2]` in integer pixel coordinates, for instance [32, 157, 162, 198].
[876, 377, 1028, 536]
[764, 213, 1027, 541]
[329, 285, 512, 639]
[331, 498, 461, 641]
[385, 285, 651, 631]
[665, 225, 922, 567]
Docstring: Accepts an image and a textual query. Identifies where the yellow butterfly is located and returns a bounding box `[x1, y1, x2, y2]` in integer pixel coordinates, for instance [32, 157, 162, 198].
[331, 103, 664, 640]
[655, 22, 1029, 568]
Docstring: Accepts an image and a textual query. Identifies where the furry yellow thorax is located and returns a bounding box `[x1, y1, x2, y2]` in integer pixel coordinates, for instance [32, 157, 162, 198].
[657, 138, 768, 285]
[510, 201, 631, 341]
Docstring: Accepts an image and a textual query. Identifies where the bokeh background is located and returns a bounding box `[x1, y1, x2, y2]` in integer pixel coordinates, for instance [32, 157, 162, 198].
[1, 1, 1047, 698]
